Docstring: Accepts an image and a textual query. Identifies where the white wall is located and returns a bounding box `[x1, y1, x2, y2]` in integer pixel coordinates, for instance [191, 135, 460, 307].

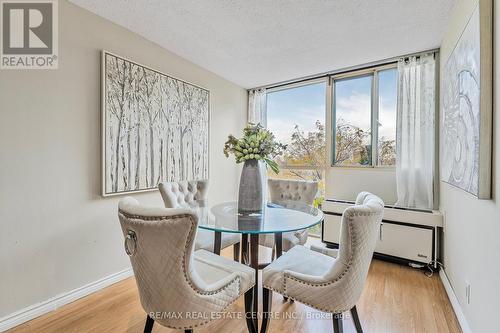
[325, 168, 397, 204]
[0, 0, 247, 318]
[439, 0, 499, 331]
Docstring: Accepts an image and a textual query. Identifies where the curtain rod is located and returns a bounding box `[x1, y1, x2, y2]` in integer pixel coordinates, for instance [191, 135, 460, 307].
[250, 48, 440, 91]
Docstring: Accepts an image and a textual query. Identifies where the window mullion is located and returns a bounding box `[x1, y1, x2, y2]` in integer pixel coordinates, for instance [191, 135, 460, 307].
[371, 71, 379, 167]
[329, 76, 335, 166]
[372, 71, 380, 166]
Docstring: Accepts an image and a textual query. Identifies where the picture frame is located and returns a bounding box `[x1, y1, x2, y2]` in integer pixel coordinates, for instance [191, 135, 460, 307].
[441, 0, 492, 199]
[101, 51, 210, 196]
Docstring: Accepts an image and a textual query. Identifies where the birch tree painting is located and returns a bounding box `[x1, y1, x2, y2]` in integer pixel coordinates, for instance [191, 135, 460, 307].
[102, 52, 209, 195]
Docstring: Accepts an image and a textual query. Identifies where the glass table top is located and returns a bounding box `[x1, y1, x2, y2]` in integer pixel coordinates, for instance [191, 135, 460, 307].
[195, 201, 324, 234]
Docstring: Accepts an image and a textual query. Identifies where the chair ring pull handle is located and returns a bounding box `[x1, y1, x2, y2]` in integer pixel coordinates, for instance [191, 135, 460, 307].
[125, 230, 137, 256]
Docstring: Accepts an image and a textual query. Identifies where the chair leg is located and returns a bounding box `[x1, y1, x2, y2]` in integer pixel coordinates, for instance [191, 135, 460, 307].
[332, 314, 343, 333]
[351, 306, 363, 333]
[233, 242, 240, 262]
[261, 288, 273, 333]
[244, 289, 256, 333]
[143, 315, 154, 333]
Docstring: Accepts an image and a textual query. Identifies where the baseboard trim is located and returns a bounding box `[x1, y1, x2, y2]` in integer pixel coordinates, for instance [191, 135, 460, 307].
[0, 268, 133, 332]
[439, 269, 471, 333]
[0, 267, 470, 333]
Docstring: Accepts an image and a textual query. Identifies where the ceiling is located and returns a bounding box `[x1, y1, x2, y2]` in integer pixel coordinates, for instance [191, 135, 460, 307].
[70, 0, 456, 88]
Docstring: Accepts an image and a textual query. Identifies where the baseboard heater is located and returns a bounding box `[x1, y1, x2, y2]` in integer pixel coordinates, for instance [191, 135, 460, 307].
[321, 199, 443, 268]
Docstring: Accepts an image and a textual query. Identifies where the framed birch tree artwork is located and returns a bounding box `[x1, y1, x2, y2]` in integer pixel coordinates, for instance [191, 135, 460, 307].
[101, 51, 209, 196]
[441, 0, 492, 199]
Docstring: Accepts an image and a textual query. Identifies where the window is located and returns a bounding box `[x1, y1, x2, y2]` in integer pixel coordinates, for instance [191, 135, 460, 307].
[267, 80, 327, 185]
[267, 81, 327, 236]
[264, 65, 398, 234]
[332, 65, 398, 167]
[377, 69, 397, 166]
[333, 75, 373, 166]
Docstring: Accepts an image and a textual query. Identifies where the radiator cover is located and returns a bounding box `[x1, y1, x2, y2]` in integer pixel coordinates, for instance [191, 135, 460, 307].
[321, 199, 443, 267]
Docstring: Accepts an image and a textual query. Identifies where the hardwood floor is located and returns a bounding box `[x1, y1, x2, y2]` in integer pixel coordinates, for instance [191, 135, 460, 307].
[6, 245, 461, 333]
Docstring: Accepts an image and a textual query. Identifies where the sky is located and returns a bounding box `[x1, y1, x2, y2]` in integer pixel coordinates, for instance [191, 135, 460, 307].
[267, 81, 326, 144]
[266, 69, 397, 144]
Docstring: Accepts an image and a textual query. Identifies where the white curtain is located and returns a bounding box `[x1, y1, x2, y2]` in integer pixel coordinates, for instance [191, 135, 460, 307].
[248, 88, 268, 202]
[395, 54, 436, 209]
[248, 88, 267, 127]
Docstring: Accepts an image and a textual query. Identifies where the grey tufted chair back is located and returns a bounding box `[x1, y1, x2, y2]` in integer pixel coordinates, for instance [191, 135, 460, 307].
[280, 192, 383, 314]
[268, 179, 318, 205]
[118, 197, 242, 329]
[158, 180, 209, 209]
[323, 192, 383, 310]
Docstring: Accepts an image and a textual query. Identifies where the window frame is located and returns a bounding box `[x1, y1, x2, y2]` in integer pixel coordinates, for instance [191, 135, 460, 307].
[266, 77, 328, 171]
[330, 63, 398, 168]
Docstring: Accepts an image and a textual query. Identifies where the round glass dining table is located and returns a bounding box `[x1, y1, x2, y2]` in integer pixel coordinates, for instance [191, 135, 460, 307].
[195, 201, 324, 333]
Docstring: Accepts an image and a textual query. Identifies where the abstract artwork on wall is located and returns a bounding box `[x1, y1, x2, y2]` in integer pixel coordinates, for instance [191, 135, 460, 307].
[441, 0, 492, 199]
[102, 51, 209, 196]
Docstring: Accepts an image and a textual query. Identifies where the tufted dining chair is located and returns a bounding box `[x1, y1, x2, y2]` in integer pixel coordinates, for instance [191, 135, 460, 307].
[261, 192, 384, 333]
[158, 180, 241, 260]
[118, 197, 255, 333]
[260, 179, 319, 254]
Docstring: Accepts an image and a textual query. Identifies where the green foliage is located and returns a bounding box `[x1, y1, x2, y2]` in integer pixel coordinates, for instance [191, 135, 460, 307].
[313, 196, 324, 209]
[379, 139, 396, 166]
[277, 121, 326, 182]
[223, 123, 286, 174]
[334, 119, 371, 165]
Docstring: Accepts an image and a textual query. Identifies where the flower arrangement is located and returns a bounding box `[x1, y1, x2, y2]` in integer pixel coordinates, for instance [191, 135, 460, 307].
[223, 123, 286, 174]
